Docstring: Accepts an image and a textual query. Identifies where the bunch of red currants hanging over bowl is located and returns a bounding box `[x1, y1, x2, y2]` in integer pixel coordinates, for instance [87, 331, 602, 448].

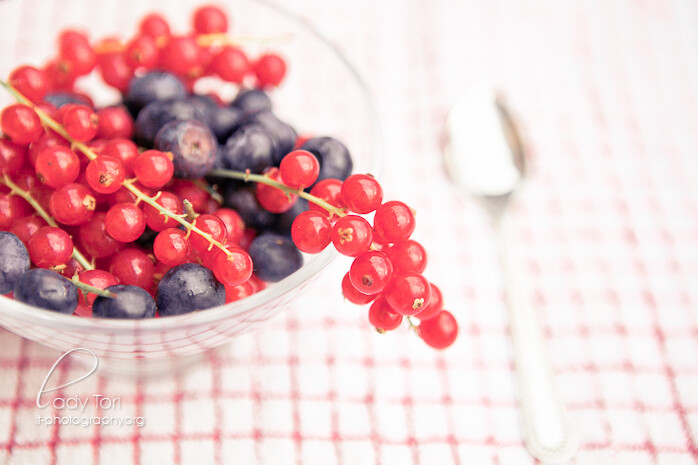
[0, 5, 457, 349]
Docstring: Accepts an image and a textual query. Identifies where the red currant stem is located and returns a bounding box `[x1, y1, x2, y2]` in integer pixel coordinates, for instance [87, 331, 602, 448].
[406, 316, 417, 331]
[191, 179, 223, 205]
[0, 81, 235, 260]
[208, 168, 347, 218]
[0, 174, 94, 271]
[69, 276, 116, 299]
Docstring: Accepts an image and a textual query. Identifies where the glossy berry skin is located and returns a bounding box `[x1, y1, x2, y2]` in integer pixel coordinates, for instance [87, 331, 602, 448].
[301, 137, 353, 183]
[105, 203, 146, 242]
[308, 179, 345, 218]
[415, 283, 443, 321]
[49, 183, 96, 225]
[134, 98, 205, 146]
[58, 32, 96, 76]
[93, 284, 156, 319]
[418, 310, 458, 349]
[62, 105, 98, 142]
[193, 5, 228, 33]
[256, 168, 297, 213]
[211, 46, 248, 83]
[0, 138, 27, 174]
[156, 263, 225, 316]
[102, 138, 138, 174]
[9, 215, 46, 245]
[349, 250, 393, 295]
[383, 272, 431, 316]
[28, 132, 70, 167]
[385, 240, 427, 274]
[78, 212, 121, 258]
[213, 208, 245, 245]
[209, 106, 244, 144]
[77, 269, 119, 308]
[154, 120, 217, 178]
[96, 106, 134, 140]
[35, 146, 80, 188]
[368, 296, 403, 331]
[253, 53, 286, 87]
[189, 214, 227, 252]
[279, 150, 320, 189]
[211, 247, 253, 286]
[142, 191, 183, 231]
[223, 187, 275, 230]
[248, 233, 303, 282]
[125, 35, 159, 70]
[232, 89, 272, 114]
[246, 112, 297, 164]
[225, 281, 254, 303]
[139, 13, 171, 40]
[291, 210, 331, 254]
[341, 174, 383, 214]
[125, 71, 186, 116]
[0, 232, 31, 294]
[331, 215, 373, 257]
[271, 197, 308, 237]
[85, 155, 125, 194]
[0, 104, 42, 145]
[153, 228, 190, 266]
[341, 272, 377, 305]
[172, 180, 209, 212]
[109, 248, 155, 290]
[133, 150, 174, 188]
[220, 124, 274, 173]
[99, 52, 133, 92]
[27, 226, 73, 268]
[160, 36, 202, 77]
[373, 201, 416, 243]
[14, 269, 78, 314]
[0, 193, 30, 230]
[9, 66, 48, 102]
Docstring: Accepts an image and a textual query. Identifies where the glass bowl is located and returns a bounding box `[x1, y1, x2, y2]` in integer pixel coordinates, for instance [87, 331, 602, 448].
[0, 0, 382, 373]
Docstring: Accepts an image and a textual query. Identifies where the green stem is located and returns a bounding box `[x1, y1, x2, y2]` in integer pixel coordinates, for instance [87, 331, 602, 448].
[1, 175, 93, 271]
[70, 276, 116, 299]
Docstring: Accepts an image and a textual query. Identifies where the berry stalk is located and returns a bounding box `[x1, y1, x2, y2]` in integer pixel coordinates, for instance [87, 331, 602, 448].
[70, 276, 116, 299]
[0, 174, 93, 271]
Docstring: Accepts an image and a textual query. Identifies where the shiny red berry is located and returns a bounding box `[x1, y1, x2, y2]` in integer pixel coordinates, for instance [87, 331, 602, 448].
[189, 213, 227, 252]
[96, 107, 134, 140]
[256, 167, 297, 213]
[1, 104, 42, 145]
[0, 193, 30, 230]
[210, 46, 248, 83]
[341, 174, 383, 214]
[125, 35, 159, 70]
[341, 272, 377, 305]
[160, 35, 202, 77]
[368, 296, 403, 331]
[172, 180, 209, 212]
[139, 13, 171, 40]
[385, 240, 427, 274]
[105, 202, 146, 242]
[383, 272, 431, 316]
[142, 191, 183, 231]
[78, 212, 122, 258]
[27, 226, 73, 268]
[99, 52, 133, 92]
[9, 66, 48, 102]
[225, 281, 254, 303]
[78, 270, 119, 307]
[35, 146, 80, 188]
[85, 155, 125, 194]
[133, 150, 174, 188]
[28, 132, 70, 167]
[49, 183, 96, 225]
[0, 138, 27, 174]
[373, 201, 416, 243]
[153, 228, 191, 266]
[58, 32, 96, 76]
[349, 250, 393, 295]
[308, 178, 345, 218]
[253, 53, 286, 88]
[279, 150, 320, 189]
[291, 210, 331, 253]
[211, 247, 253, 286]
[61, 104, 98, 142]
[193, 5, 229, 33]
[418, 310, 458, 349]
[331, 215, 373, 257]
[414, 283, 443, 321]
[109, 248, 155, 290]
[9, 215, 46, 244]
[102, 138, 138, 174]
[213, 208, 245, 244]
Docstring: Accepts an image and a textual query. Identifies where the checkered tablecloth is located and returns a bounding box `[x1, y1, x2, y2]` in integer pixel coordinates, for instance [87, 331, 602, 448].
[2, 0, 698, 464]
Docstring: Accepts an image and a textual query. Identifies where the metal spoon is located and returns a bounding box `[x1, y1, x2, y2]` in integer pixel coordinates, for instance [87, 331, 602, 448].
[444, 85, 578, 463]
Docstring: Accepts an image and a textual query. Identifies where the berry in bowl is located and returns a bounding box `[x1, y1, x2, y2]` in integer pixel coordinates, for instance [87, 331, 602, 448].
[0, 1, 457, 373]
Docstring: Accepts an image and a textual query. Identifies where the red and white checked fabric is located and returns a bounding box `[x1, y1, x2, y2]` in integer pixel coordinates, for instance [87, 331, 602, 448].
[2, 0, 698, 464]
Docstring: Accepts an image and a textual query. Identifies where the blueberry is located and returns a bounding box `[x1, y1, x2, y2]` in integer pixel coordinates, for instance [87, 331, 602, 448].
[135, 99, 206, 147]
[248, 233, 303, 283]
[124, 71, 187, 117]
[232, 89, 272, 114]
[14, 269, 78, 314]
[0, 232, 30, 294]
[210, 106, 244, 144]
[44, 92, 92, 108]
[155, 120, 218, 178]
[220, 124, 274, 173]
[224, 186, 276, 230]
[156, 263, 225, 316]
[301, 137, 353, 183]
[245, 111, 297, 164]
[92, 285, 156, 319]
[271, 198, 309, 236]
[186, 94, 218, 124]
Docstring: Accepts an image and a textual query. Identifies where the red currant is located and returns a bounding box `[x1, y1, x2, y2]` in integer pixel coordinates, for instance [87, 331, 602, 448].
[49, 183, 96, 225]
[85, 155, 125, 194]
[331, 215, 373, 257]
[96, 107, 134, 140]
[383, 272, 431, 316]
[102, 138, 138, 174]
[213, 208, 245, 244]
[27, 226, 73, 268]
[9, 215, 46, 245]
[210, 46, 248, 83]
[160, 35, 202, 77]
[385, 240, 427, 274]
[105, 202, 146, 242]
[78, 269, 119, 307]
[225, 281, 254, 303]
[125, 35, 159, 70]
[61, 104, 98, 142]
[61, 257, 85, 279]
[189, 213, 227, 252]
[133, 150, 174, 188]
[142, 191, 183, 231]
[43, 60, 76, 92]
[153, 228, 190, 266]
[28, 132, 69, 167]
[368, 296, 403, 331]
[373, 201, 416, 243]
[0, 104, 42, 145]
[414, 283, 443, 321]
[78, 212, 122, 258]
[35, 146, 80, 188]
[341, 272, 377, 305]
[253, 53, 286, 87]
[109, 248, 155, 290]
[291, 210, 331, 253]
[341, 174, 383, 214]
[0, 194, 29, 230]
[58, 31, 96, 76]
[172, 180, 209, 212]
[256, 168, 297, 213]
[193, 5, 229, 33]
[139, 13, 171, 40]
[99, 52, 133, 92]
[0, 138, 27, 174]
[9, 66, 48, 102]
[349, 250, 393, 295]
[211, 247, 253, 286]
[418, 310, 458, 349]
[308, 178, 345, 218]
[279, 150, 320, 189]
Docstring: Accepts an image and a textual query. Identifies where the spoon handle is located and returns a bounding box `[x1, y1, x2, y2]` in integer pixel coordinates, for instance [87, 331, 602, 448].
[495, 213, 578, 463]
